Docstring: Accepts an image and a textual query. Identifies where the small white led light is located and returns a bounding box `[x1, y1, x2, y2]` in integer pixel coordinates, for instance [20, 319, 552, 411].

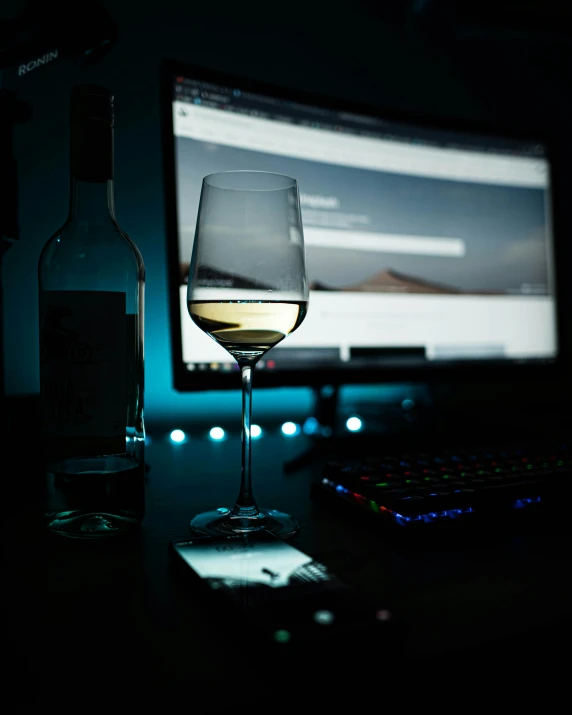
[170, 429, 186, 443]
[346, 416, 363, 432]
[281, 421, 298, 436]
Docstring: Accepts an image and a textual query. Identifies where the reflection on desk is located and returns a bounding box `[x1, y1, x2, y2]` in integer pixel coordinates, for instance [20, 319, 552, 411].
[5, 428, 572, 703]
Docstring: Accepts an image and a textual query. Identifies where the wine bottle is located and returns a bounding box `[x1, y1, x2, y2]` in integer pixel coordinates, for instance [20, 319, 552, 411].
[38, 84, 145, 538]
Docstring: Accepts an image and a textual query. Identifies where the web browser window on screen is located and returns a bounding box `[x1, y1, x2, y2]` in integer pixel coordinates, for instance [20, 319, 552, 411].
[171, 75, 557, 374]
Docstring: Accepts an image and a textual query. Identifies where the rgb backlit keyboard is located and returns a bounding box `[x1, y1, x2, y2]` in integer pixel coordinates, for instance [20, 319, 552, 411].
[311, 441, 571, 526]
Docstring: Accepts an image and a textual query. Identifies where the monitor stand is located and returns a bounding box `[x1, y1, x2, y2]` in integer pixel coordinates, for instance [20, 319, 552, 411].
[281, 378, 571, 473]
[282, 385, 340, 473]
[282, 384, 430, 472]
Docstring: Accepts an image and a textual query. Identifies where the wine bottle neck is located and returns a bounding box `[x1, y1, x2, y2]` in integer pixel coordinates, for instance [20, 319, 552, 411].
[68, 100, 115, 223]
[68, 178, 116, 223]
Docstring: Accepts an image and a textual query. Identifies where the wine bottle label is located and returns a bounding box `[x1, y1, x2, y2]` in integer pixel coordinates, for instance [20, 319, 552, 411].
[39, 290, 127, 458]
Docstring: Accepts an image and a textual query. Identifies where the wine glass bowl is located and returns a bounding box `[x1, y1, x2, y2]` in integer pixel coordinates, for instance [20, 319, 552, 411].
[187, 171, 308, 538]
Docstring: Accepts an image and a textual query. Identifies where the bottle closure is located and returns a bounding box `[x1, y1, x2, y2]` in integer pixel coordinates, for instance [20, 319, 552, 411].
[70, 84, 114, 183]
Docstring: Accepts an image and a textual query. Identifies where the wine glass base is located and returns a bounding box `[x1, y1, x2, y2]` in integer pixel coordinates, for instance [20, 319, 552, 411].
[190, 507, 299, 539]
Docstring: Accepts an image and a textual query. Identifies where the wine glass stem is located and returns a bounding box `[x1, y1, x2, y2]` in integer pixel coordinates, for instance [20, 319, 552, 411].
[233, 363, 259, 516]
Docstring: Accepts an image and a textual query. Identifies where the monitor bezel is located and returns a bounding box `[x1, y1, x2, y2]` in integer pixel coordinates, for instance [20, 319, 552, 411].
[160, 58, 568, 393]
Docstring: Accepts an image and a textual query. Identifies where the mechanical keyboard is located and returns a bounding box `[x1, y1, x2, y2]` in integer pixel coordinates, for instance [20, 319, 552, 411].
[310, 439, 571, 528]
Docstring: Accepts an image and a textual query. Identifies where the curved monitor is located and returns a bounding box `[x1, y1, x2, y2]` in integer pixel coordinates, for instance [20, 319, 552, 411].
[161, 60, 563, 392]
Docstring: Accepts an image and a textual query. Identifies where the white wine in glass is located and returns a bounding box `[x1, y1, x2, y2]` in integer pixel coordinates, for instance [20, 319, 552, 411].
[187, 171, 309, 538]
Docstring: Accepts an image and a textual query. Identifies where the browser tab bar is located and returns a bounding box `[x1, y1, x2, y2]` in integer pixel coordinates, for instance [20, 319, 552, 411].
[173, 101, 548, 188]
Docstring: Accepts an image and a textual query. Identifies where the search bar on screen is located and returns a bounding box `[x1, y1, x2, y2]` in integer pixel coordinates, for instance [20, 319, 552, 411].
[303, 228, 466, 257]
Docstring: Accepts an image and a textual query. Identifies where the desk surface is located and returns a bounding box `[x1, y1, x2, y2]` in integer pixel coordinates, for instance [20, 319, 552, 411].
[5, 429, 572, 702]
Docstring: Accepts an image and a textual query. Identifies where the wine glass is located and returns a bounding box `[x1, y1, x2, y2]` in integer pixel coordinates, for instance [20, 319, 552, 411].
[187, 171, 309, 538]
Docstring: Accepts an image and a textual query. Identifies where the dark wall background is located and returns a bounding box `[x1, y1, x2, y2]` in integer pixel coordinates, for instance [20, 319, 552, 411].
[2, 0, 571, 427]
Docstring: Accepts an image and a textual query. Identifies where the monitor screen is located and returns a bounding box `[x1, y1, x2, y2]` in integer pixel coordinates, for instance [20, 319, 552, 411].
[161, 61, 559, 392]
